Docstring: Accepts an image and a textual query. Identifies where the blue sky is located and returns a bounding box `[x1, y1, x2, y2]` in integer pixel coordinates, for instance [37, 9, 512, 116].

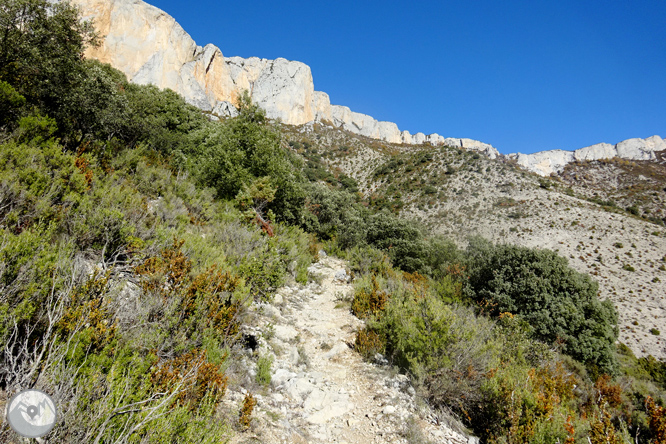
[148, 0, 665, 154]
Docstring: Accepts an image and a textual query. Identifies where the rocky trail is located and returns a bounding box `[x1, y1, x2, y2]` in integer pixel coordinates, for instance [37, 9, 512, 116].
[225, 255, 474, 444]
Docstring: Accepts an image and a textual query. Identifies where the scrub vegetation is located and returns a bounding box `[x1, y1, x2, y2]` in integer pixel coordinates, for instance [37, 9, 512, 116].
[1, 1, 665, 442]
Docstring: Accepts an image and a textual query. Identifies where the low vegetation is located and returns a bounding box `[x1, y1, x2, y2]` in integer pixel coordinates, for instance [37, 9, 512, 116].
[1, 1, 665, 442]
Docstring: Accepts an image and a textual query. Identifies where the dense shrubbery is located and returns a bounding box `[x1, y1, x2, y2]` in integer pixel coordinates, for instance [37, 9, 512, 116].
[189, 92, 306, 224]
[0, 4, 314, 439]
[351, 255, 665, 443]
[0, 134, 315, 441]
[465, 237, 619, 374]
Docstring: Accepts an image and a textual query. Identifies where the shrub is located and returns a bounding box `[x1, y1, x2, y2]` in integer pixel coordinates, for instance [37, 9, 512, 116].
[465, 238, 619, 373]
[364, 273, 498, 412]
[190, 92, 305, 224]
[256, 354, 273, 386]
[0, 80, 26, 129]
[239, 393, 256, 429]
[345, 244, 392, 278]
[354, 328, 386, 359]
[366, 211, 428, 273]
[351, 274, 388, 319]
[301, 182, 367, 249]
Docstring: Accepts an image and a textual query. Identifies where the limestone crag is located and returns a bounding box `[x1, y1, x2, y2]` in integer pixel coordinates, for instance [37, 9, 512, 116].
[508, 135, 666, 176]
[71, 0, 659, 172]
[70, 0, 231, 111]
[69, 0, 499, 153]
[224, 56, 316, 125]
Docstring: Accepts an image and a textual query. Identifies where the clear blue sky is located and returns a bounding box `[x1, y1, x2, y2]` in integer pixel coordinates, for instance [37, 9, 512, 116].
[148, 0, 665, 154]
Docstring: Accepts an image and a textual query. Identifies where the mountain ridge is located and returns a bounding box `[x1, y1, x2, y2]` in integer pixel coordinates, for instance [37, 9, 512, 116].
[70, 0, 663, 176]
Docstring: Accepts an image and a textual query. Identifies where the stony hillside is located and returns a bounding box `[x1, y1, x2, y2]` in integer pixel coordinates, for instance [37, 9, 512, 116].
[283, 122, 666, 361]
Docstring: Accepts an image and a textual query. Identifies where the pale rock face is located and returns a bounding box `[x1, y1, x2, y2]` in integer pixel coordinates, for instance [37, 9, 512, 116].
[427, 134, 445, 145]
[645, 135, 666, 151]
[211, 101, 239, 118]
[350, 111, 378, 138]
[513, 135, 666, 176]
[459, 138, 500, 159]
[224, 57, 316, 125]
[513, 150, 575, 176]
[616, 137, 662, 160]
[330, 105, 353, 130]
[313, 91, 332, 123]
[71, 0, 314, 122]
[412, 133, 427, 145]
[321, 105, 402, 143]
[71, 0, 230, 111]
[443, 138, 462, 147]
[377, 121, 402, 144]
[70, 0, 506, 157]
[573, 143, 616, 162]
[73, 0, 661, 167]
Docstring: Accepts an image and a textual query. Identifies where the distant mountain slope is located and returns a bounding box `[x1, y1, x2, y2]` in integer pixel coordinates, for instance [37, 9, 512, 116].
[282, 121, 666, 360]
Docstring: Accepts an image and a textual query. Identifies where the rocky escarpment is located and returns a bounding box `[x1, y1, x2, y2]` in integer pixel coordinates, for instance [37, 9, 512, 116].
[69, 0, 499, 157]
[70, 0, 661, 174]
[508, 135, 666, 176]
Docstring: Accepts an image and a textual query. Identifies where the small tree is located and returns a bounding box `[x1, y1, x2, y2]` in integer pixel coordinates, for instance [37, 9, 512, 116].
[191, 92, 305, 223]
[236, 177, 277, 236]
[0, 0, 98, 142]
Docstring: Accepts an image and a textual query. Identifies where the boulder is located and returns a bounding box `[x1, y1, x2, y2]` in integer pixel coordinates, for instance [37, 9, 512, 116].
[212, 101, 238, 118]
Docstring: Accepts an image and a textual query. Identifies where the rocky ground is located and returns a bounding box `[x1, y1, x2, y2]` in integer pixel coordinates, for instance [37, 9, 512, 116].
[224, 255, 474, 444]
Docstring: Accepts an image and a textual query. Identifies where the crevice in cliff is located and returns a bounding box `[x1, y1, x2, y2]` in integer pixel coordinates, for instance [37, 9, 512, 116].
[205, 50, 216, 74]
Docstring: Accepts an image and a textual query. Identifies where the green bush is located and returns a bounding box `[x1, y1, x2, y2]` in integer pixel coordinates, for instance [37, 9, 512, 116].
[301, 182, 367, 249]
[256, 354, 273, 386]
[623, 264, 636, 272]
[0, 80, 26, 129]
[190, 92, 305, 224]
[465, 238, 619, 374]
[0, 0, 97, 143]
[362, 272, 500, 415]
[366, 211, 428, 273]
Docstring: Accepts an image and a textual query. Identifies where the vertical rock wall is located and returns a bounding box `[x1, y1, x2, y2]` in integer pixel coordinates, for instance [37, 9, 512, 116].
[69, 0, 662, 174]
[68, 0, 500, 154]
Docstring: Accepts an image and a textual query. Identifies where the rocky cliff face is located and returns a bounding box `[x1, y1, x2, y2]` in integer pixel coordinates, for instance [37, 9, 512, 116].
[507, 135, 666, 176]
[69, 0, 500, 156]
[71, 0, 661, 173]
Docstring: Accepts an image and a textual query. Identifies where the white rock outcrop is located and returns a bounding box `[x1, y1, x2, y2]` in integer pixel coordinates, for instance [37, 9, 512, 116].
[71, 0, 231, 111]
[224, 56, 316, 125]
[509, 135, 666, 176]
[211, 101, 239, 118]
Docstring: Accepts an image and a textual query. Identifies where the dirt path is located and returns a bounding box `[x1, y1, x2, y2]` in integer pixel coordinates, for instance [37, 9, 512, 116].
[226, 255, 473, 444]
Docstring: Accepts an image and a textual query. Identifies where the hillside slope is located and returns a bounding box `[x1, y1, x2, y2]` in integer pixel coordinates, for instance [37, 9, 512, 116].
[285, 122, 666, 360]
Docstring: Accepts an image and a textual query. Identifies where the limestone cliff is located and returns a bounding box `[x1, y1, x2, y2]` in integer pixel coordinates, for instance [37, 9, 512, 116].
[507, 135, 666, 176]
[69, 0, 499, 155]
[70, 0, 661, 173]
